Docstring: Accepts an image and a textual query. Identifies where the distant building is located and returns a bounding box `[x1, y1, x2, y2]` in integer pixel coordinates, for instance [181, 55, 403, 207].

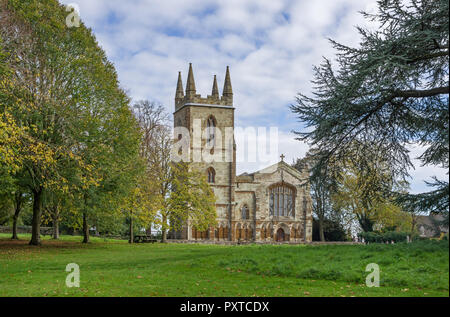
[416, 214, 448, 238]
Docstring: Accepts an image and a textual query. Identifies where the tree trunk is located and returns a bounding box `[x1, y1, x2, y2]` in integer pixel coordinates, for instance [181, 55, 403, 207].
[318, 216, 325, 242]
[29, 189, 42, 246]
[146, 223, 152, 237]
[411, 215, 417, 233]
[52, 214, 59, 240]
[161, 215, 167, 243]
[161, 229, 167, 243]
[11, 194, 22, 240]
[358, 216, 374, 232]
[12, 213, 19, 240]
[82, 212, 89, 243]
[129, 212, 134, 244]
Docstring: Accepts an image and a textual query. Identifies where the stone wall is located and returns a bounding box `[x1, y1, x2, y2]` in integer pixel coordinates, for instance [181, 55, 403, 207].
[166, 239, 362, 246]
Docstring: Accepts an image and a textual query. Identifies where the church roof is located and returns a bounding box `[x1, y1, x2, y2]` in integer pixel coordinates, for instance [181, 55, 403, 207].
[255, 160, 305, 179]
[236, 172, 254, 182]
[237, 161, 308, 183]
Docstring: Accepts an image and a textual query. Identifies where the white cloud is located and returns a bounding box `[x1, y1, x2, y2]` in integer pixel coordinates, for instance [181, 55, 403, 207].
[406, 144, 448, 194]
[235, 128, 309, 175]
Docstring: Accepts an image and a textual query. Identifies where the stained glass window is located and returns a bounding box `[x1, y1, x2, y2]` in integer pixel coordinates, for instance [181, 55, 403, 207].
[269, 184, 295, 217]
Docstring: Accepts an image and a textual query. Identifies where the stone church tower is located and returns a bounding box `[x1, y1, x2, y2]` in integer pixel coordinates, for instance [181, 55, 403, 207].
[172, 64, 313, 243]
[173, 63, 236, 240]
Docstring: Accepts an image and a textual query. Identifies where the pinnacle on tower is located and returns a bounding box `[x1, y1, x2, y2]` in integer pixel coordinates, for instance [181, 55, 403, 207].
[175, 71, 184, 104]
[222, 66, 233, 104]
[186, 63, 196, 99]
[211, 75, 219, 99]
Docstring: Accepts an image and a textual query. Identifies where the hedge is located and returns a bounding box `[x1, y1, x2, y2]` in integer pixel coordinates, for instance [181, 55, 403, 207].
[358, 231, 410, 243]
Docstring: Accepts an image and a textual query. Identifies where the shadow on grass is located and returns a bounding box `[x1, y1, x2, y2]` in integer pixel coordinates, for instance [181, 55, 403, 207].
[0, 236, 117, 251]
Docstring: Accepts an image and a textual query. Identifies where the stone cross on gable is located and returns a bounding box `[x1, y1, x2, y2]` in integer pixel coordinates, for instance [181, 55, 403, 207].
[280, 154, 285, 162]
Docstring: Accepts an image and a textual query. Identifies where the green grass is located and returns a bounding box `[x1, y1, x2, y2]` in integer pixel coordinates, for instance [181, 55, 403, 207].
[0, 233, 448, 297]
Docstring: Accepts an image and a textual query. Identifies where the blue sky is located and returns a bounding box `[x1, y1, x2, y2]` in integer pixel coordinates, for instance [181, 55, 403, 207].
[60, 0, 447, 193]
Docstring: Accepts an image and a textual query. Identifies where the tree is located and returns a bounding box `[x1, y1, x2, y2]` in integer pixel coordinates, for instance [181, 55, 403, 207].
[168, 162, 217, 240]
[1, 0, 100, 244]
[291, 0, 449, 217]
[42, 189, 68, 240]
[121, 160, 159, 244]
[10, 191, 28, 239]
[294, 149, 337, 241]
[76, 103, 142, 244]
[331, 153, 409, 232]
[312, 217, 347, 241]
[0, 36, 23, 174]
[1, 0, 142, 245]
[137, 109, 216, 243]
[396, 177, 449, 231]
[0, 34, 27, 220]
[134, 100, 170, 161]
[373, 201, 412, 232]
[131, 100, 170, 238]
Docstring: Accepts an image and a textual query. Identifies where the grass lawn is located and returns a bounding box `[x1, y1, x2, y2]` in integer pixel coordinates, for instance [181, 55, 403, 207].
[0, 233, 448, 297]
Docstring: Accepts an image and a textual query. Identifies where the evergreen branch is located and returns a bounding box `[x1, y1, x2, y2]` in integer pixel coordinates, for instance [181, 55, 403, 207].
[394, 86, 449, 98]
[407, 50, 449, 64]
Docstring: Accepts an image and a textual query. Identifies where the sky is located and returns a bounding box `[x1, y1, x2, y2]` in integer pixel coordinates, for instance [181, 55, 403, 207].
[60, 0, 447, 193]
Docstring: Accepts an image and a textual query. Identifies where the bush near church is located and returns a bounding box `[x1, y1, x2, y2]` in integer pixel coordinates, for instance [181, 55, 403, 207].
[359, 231, 410, 243]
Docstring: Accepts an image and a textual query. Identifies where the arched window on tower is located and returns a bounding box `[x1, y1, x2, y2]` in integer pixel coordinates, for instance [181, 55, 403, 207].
[206, 116, 216, 147]
[241, 205, 249, 220]
[207, 167, 216, 183]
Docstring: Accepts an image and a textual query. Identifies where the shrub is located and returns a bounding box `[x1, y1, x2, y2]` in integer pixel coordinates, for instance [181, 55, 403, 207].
[359, 231, 409, 243]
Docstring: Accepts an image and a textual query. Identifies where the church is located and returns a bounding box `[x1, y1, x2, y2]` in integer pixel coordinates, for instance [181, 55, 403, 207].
[172, 63, 313, 243]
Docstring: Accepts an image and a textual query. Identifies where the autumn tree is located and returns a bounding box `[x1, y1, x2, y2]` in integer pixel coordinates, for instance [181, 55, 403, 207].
[130, 100, 170, 239]
[0, 0, 142, 245]
[332, 149, 409, 232]
[1, 0, 92, 244]
[135, 103, 217, 242]
[42, 189, 68, 240]
[122, 168, 160, 243]
[0, 35, 27, 231]
[168, 162, 217, 241]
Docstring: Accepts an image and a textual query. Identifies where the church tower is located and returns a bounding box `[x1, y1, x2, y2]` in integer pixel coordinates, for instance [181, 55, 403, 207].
[174, 63, 236, 240]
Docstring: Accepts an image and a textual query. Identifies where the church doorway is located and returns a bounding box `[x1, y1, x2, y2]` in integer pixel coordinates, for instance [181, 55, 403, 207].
[276, 228, 285, 242]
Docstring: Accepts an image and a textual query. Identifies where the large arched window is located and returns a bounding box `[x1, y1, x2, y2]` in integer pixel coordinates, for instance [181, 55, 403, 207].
[269, 183, 295, 217]
[207, 167, 216, 183]
[206, 116, 216, 147]
[241, 205, 249, 220]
